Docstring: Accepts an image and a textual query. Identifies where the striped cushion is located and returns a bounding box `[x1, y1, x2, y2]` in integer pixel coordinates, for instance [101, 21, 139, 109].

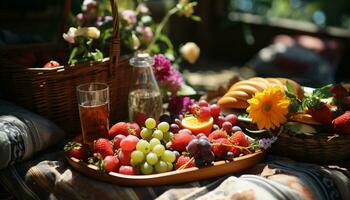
[0, 100, 65, 169]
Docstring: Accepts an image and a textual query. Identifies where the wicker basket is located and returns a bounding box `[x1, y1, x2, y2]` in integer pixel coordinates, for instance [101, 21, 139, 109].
[237, 117, 350, 163]
[272, 129, 350, 163]
[0, 0, 131, 134]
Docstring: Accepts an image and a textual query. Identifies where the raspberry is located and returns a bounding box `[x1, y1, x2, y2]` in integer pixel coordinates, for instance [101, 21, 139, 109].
[175, 155, 194, 169]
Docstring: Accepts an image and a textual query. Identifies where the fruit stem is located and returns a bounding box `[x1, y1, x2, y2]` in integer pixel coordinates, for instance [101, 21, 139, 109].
[210, 143, 255, 154]
[176, 157, 195, 171]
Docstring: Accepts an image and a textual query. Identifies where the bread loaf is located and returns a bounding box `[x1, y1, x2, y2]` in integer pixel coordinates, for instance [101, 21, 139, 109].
[218, 77, 303, 109]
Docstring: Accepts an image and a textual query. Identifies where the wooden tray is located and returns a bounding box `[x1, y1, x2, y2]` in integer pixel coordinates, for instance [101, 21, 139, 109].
[66, 150, 265, 186]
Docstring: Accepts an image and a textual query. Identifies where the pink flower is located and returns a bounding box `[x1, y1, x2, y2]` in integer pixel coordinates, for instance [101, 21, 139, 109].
[152, 54, 184, 95]
[153, 54, 171, 80]
[168, 96, 194, 114]
[159, 69, 183, 94]
[76, 13, 86, 26]
[96, 16, 113, 26]
[122, 10, 137, 25]
[153, 54, 171, 69]
[136, 26, 153, 44]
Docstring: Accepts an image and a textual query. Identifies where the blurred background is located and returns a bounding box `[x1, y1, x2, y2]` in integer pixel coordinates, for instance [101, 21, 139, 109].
[1, 0, 350, 91]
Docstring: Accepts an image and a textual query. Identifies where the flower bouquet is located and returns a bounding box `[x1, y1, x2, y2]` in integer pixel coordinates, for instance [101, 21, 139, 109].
[216, 77, 350, 163]
[60, 0, 201, 109]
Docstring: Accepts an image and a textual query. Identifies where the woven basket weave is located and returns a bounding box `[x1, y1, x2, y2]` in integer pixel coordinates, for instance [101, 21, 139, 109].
[0, 0, 131, 134]
[272, 129, 350, 163]
[237, 117, 350, 163]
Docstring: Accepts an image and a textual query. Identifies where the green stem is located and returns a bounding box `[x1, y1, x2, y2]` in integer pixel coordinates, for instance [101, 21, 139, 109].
[146, 7, 178, 52]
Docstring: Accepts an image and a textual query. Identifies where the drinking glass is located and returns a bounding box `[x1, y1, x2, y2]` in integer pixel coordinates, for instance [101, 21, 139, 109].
[77, 82, 109, 144]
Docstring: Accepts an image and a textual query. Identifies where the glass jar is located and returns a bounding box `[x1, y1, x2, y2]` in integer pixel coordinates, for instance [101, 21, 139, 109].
[128, 53, 163, 122]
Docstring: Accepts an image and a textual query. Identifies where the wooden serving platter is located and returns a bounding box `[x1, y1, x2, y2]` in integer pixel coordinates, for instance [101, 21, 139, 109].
[66, 150, 265, 186]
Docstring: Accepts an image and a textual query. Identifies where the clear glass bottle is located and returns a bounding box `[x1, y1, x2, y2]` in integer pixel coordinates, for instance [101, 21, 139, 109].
[128, 53, 163, 122]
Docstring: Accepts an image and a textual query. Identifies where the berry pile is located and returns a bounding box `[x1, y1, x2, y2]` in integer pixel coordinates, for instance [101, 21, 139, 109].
[64, 100, 261, 175]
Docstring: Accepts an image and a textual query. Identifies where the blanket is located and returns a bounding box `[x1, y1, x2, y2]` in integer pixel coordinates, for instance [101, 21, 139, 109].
[0, 149, 349, 200]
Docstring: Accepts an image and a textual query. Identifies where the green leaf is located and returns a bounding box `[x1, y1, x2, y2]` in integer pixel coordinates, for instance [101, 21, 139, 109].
[238, 112, 249, 118]
[191, 15, 201, 22]
[284, 122, 316, 135]
[312, 84, 333, 98]
[288, 98, 302, 113]
[177, 84, 196, 96]
[286, 81, 296, 95]
[91, 49, 104, 61]
[98, 20, 113, 31]
[158, 34, 174, 55]
[149, 44, 160, 54]
[68, 47, 79, 65]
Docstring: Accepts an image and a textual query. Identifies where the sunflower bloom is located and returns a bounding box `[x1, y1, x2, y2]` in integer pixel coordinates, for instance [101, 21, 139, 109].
[247, 86, 290, 130]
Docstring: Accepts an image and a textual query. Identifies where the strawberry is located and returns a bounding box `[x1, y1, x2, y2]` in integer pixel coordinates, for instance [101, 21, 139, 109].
[211, 138, 230, 158]
[230, 131, 249, 147]
[43, 60, 60, 68]
[303, 95, 333, 125]
[308, 104, 333, 125]
[103, 155, 120, 173]
[109, 122, 129, 138]
[332, 111, 350, 134]
[190, 104, 200, 115]
[93, 138, 114, 158]
[229, 131, 249, 156]
[64, 142, 89, 160]
[127, 122, 141, 137]
[171, 133, 195, 152]
[331, 84, 348, 99]
[208, 129, 227, 140]
[175, 155, 194, 169]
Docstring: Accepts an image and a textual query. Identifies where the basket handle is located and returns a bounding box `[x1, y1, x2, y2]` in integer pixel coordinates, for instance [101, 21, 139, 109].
[108, 0, 120, 79]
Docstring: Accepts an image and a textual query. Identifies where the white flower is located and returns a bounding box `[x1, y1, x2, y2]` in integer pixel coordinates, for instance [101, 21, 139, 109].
[180, 42, 200, 64]
[82, 0, 97, 12]
[62, 27, 77, 44]
[75, 27, 100, 39]
[137, 3, 149, 15]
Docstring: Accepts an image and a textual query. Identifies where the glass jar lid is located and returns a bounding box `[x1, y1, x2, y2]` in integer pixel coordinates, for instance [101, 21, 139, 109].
[129, 52, 154, 67]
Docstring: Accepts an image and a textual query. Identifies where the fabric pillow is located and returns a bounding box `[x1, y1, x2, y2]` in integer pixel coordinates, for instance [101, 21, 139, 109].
[0, 100, 65, 169]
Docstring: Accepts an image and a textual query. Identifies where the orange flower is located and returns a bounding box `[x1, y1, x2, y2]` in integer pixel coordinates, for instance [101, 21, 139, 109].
[247, 86, 290, 130]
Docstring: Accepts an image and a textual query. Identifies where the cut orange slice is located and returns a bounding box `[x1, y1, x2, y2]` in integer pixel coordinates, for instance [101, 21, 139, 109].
[181, 116, 213, 135]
